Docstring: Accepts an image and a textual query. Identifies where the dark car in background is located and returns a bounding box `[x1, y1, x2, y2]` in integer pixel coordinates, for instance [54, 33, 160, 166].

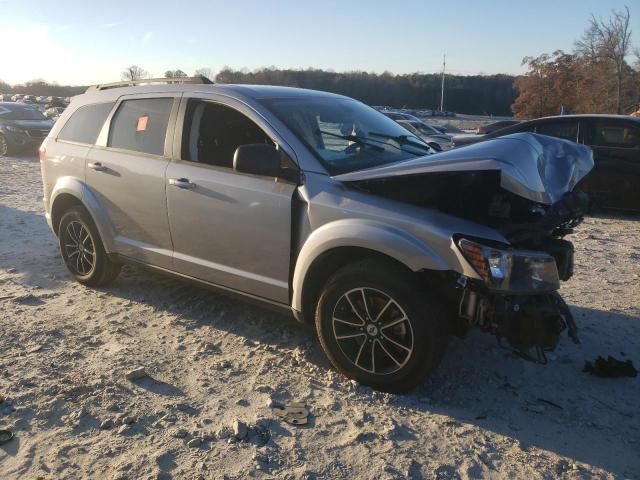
[0, 102, 54, 157]
[466, 115, 640, 211]
[476, 119, 520, 135]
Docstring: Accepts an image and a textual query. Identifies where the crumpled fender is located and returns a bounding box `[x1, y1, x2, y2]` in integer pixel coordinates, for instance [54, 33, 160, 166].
[49, 176, 116, 253]
[290, 218, 449, 313]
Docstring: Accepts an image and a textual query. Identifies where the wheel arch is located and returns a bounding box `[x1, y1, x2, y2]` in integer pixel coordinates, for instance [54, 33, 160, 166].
[291, 219, 448, 323]
[49, 178, 116, 253]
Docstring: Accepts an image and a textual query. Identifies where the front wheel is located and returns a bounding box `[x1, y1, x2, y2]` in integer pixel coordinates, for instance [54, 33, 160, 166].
[58, 206, 121, 286]
[315, 259, 448, 392]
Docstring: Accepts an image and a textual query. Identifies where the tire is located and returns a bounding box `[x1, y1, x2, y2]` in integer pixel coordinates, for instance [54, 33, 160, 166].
[0, 134, 10, 157]
[315, 259, 448, 393]
[58, 205, 121, 286]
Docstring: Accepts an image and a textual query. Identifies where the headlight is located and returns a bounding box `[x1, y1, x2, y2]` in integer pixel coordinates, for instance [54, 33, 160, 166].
[457, 238, 559, 293]
[5, 125, 24, 133]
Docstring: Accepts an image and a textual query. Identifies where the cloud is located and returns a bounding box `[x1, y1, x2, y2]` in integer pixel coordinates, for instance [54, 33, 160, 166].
[142, 31, 153, 43]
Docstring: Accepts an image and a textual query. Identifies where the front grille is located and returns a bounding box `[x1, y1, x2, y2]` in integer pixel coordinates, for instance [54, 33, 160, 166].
[27, 129, 50, 137]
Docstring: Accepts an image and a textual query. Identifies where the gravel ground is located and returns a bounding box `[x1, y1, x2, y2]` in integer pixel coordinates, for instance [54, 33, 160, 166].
[1, 154, 639, 480]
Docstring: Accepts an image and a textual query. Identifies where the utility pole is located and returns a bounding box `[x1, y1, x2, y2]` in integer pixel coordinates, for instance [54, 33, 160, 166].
[440, 54, 446, 113]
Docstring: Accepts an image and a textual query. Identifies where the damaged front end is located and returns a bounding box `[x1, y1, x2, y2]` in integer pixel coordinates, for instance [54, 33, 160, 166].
[334, 133, 594, 362]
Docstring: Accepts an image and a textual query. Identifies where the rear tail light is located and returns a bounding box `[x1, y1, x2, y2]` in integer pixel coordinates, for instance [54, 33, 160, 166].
[39, 146, 46, 162]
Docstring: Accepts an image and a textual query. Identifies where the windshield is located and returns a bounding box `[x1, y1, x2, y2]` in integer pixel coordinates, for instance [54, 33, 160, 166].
[261, 97, 434, 175]
[0, 104, 47, 120]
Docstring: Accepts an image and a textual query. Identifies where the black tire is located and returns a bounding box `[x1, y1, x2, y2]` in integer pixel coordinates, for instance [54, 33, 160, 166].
[315, 259, 448, 393]
[0, 134, 10, 157]
[58, 205, 121, 286]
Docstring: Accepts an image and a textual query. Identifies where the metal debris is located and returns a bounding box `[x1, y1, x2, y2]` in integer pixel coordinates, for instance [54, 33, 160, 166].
[272, 402, 309, 425]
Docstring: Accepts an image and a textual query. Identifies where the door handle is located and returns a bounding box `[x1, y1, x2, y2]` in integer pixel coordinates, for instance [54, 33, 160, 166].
[168, 178, 196, 189]
[88, 162, 106, 171]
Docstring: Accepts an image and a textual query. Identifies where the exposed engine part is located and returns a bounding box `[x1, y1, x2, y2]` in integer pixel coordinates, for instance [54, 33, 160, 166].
[457, 286, 579, 363]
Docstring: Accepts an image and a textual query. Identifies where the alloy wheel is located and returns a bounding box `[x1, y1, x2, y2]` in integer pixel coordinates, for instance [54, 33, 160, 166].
[63, 220, 96, 275]
[331, 287, 414, 375]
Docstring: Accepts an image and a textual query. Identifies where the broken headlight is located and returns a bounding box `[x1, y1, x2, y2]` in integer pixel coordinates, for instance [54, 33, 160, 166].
[457, 238, 559, 293]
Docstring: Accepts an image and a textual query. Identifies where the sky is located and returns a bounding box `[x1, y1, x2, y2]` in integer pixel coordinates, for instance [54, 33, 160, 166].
[0, 0, 638, 86]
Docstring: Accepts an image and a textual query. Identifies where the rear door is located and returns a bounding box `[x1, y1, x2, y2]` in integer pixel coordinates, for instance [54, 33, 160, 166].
[582, 118, 640, 210]
[165, 95, 298, 303]
[86, 94, 179, 268]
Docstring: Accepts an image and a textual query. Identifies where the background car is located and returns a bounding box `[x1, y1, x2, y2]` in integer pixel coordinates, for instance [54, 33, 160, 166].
[476, 119, 520, 135]
[396, 119, 454, 151]
[0, 102, 53, 156]
[465, 115, 640, 211]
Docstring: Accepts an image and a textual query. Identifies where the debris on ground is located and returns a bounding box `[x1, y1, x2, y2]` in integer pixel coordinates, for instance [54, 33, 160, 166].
[124, 367, 148, 381]
[272, 402, 310, 425]
[583, 356, 638, 378]
[0, 430, 14, 446]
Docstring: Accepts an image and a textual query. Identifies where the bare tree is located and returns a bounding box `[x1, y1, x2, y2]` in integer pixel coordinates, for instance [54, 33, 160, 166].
[194, 67, 213, 81]
[121, 65, 149, 81]
[165, 69, 188, 79]
[576, 6, 633, 113]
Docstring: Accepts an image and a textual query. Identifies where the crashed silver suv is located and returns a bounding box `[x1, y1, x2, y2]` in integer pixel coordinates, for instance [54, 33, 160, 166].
[40, 78, 593, 392]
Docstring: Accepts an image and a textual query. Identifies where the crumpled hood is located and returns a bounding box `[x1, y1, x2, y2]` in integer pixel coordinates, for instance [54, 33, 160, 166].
[333, 133, 594, 205]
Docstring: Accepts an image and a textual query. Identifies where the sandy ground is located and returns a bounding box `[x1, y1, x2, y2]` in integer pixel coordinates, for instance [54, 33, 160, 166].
[0, 154, 639, 480]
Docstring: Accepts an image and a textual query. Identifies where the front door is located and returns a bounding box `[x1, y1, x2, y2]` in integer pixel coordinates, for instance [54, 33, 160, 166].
[583, 119, 640, 211]
[165, 98, 298, 303]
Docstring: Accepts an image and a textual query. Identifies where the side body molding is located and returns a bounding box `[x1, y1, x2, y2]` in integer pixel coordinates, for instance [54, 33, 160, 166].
[49, 177, 117, 253]
[291, 218, 448, 313]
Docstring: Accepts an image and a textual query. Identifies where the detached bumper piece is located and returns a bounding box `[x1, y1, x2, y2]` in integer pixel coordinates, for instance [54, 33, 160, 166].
[459, 288, 579, 364]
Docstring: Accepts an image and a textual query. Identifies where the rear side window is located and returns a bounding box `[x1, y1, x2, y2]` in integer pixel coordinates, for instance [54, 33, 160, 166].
[109, 98, 173, 156]
[535, 121, 579, 142]
[58, 102, 114, 145]
[592, 121, 640, 148]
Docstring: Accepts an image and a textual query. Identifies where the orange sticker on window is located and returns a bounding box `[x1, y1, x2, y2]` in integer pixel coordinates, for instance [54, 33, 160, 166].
[136, 115, 149, 132]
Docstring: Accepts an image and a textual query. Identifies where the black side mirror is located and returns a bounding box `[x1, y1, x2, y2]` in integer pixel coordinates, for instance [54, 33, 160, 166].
[233, 144, 281, 177]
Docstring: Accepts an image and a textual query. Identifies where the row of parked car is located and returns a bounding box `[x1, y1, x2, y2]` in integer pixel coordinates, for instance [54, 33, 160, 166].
[0, 93, 69, 121]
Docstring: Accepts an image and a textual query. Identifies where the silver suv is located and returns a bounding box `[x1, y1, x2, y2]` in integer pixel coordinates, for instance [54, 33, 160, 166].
[40, 78, 593, 392]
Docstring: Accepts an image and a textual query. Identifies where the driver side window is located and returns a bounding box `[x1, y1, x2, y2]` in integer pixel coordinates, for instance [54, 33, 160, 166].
[181, 100, 273, 168]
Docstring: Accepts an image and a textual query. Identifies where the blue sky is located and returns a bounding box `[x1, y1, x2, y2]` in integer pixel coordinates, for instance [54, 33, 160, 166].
[1, 0, 637, 85]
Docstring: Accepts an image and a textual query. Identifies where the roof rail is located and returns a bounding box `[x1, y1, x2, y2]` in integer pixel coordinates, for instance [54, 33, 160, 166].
[85, 76, 214, 92]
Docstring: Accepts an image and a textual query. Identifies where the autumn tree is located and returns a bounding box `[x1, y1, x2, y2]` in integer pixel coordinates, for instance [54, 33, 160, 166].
[575, 6, 633, 114]
[121, 65, 149, 81]
[513, 6, 638, 118]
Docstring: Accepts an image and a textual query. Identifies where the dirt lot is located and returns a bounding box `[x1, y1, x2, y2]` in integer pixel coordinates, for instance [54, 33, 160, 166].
[1, 154, 639, 480]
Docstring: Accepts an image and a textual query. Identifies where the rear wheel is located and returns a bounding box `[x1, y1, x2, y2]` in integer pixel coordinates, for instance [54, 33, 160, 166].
[58, 206, 121, 286]
[315, 259, 448, 392]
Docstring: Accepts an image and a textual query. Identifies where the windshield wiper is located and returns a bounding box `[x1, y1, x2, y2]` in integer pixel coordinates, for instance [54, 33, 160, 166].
[368, 132, 433, 153]
[317, 129, 385, 152]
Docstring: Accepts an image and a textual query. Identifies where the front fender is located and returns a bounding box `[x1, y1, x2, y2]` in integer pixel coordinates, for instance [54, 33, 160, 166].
[291, 219, 449, 313]
[49, 177, 116, 253]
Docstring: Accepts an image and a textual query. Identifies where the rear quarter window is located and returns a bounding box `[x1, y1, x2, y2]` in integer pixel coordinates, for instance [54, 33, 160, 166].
[108, 98, 173, 156]
[57, 102, 115, 145]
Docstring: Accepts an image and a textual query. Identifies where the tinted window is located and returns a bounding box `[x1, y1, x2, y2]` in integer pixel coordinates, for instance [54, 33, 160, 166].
[57, 102, 114, 144]
[109, 98, 173, 155]
[0, 103, 46, 120]
[182, 100, 272, 168]
[592, 121, 640, 148]
[535, 121, 579, 141]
